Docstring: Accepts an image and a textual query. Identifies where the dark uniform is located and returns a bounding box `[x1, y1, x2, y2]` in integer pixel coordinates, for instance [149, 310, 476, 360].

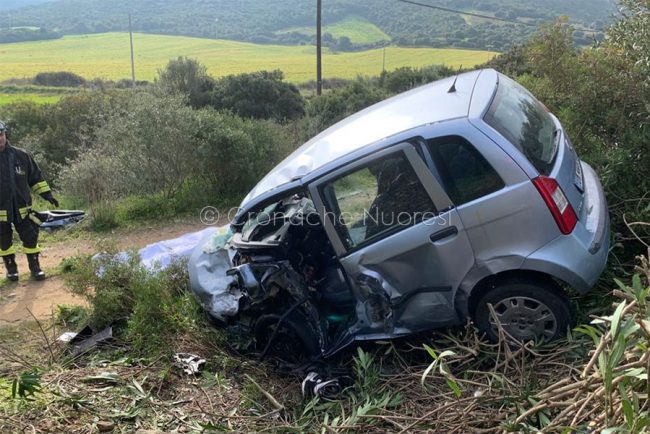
[0, 121, 58, 281]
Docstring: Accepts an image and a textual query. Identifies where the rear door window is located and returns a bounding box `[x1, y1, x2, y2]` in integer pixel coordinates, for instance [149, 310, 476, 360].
[320, 151, 437, 250]
[426, 135, 504, 205]
[484, 75, 558, 175]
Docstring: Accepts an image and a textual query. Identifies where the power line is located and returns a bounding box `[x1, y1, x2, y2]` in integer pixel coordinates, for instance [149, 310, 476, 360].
[395, 0, 602, 34]
[396, 0, 537, 27]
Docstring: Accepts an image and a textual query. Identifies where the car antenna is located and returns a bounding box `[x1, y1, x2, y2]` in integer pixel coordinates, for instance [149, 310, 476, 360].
[448, 65, 463, 93]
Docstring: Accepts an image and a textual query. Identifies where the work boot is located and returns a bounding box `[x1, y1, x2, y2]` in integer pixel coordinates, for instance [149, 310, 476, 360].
[2, 254, 19, 281]
[26, 253, 45, 281]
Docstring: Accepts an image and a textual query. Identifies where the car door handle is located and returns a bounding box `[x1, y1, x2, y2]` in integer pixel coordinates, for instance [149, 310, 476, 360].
[429, 226, 458, 243]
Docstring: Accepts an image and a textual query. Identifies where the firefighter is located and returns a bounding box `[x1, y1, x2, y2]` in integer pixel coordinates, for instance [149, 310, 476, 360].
[0, 120, 58, 281]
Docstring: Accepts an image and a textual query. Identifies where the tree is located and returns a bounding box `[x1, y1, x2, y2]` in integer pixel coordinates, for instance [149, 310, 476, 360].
[156, 57, 215, 108]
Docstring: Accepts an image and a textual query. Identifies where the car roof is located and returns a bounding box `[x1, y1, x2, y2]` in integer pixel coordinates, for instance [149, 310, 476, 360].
[241, 68, 496, 207]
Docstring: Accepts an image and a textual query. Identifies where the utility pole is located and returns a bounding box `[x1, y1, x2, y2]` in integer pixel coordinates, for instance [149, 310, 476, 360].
[316, 0, 322, 95]
[129, 14, 136, 88]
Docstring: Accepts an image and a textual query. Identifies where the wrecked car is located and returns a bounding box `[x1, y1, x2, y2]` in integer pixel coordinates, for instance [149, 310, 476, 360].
[189, 69, 610, 358]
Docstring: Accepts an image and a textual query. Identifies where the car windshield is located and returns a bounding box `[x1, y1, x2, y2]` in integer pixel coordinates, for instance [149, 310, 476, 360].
[484, 75, 558, 175]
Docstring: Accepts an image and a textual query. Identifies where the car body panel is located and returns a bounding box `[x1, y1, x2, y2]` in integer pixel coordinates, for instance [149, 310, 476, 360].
[309, 143, 473, 339]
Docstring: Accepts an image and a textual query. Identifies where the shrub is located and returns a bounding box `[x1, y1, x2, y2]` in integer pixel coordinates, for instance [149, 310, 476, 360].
[60, 93, 200, 202]
[211, 70, 305, 121]
[66, 253, 202, 357]
[378, 64, 454, 94]
[33, 71, 86, 87]
[194, 108, 295, 196]
[303, 78, 387, 137]
[156, 56, 215, 108]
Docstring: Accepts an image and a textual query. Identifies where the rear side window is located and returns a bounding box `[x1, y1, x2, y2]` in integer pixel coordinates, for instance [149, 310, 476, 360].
[321, 152, 436, 250]
[484, 75, 558, 175]
[426, 136, 504, 205]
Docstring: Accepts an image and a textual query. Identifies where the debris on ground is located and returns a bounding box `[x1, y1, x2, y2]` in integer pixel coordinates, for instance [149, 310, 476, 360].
[173, 353, 206, 375]
[35, 209, 85, 231]
[58, 324, 113, 356]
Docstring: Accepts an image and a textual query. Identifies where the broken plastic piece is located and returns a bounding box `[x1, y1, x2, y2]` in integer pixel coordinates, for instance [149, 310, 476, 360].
[35, 209, 85, 231]
[301, 372, 342, 400]
[173, 353, 206, 375]
[62, 325, 113, 356]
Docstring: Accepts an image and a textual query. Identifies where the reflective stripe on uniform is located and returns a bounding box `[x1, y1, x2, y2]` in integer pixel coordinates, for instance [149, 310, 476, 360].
[29, 212, 43, 225]
[23, 245, 41, 254]
[0, 210, 6, 222]
[31, 181, 51, 195]
[19, 207, 29, 219]
[0, 245, 16, 256]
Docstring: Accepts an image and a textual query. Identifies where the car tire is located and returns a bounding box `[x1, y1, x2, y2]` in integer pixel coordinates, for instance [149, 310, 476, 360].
[473, 279, 572, 343]
[254, 311, 320, 360]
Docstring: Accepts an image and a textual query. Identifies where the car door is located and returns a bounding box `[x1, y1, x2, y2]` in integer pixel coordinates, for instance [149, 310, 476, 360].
[309, 142, 475, 338]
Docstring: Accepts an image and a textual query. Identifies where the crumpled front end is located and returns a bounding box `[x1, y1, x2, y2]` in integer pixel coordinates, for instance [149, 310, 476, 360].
[188, 225, 242, 321]
[188, 195, 356, 359]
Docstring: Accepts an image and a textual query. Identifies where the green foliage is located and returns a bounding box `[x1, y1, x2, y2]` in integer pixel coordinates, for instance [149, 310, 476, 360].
[304, 78, 387, 137]
[378, 64, 455, 94]
[609, 0, 650, 79]
[33, 71, 85, 87]
[55, 304, 89, 329]
[194, 108, 295, 195]
[59, 92, 199, 202]
[156, 57, 214, 108]
[10, 372, 42, 401]
[66, 251, 201, 357]
[89, 203, 119, 232]
[211, 70, 304, 121]
[0, 26, 60, 43]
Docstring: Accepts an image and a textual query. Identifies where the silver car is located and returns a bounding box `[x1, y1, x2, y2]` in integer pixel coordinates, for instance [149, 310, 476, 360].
[189, 69, 610, 357]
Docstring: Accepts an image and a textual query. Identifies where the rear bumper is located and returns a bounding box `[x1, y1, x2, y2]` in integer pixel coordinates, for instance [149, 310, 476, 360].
[522, 162, 610, 293]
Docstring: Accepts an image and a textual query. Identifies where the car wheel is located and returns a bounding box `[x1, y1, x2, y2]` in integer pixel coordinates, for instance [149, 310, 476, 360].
[473, 279, 572, 343]
[254, 311, 320, 360]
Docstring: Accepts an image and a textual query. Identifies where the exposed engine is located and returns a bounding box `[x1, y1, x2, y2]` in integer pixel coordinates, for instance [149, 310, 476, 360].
[189, 194, 355, 359]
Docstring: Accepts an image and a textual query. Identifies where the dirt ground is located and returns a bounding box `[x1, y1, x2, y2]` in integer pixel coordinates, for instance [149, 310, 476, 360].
[0, 219, 207, 324]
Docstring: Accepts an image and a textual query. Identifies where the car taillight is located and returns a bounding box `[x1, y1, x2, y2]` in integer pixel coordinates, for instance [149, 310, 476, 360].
[532, 176, 577, 235]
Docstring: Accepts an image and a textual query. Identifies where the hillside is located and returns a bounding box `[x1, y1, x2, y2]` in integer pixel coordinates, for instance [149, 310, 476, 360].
[0, 0, 52, 11]
[0, 33, 496, 83]
[0, 0, 615, 51]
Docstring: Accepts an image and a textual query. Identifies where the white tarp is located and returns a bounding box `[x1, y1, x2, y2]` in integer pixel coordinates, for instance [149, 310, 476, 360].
[139, 227, 218, 270]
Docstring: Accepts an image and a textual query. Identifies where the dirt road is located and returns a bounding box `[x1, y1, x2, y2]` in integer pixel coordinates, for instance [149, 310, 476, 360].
[0, 220, 207, 324]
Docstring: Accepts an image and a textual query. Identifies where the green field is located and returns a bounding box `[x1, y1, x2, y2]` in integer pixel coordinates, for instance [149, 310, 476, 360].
[0, 93, 61, 104]
[276, 16, 391, 45]
[0, 33, 497, 83]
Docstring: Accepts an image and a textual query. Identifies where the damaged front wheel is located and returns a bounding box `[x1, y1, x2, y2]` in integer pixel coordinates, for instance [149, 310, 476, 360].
[254, 312, 320, 362]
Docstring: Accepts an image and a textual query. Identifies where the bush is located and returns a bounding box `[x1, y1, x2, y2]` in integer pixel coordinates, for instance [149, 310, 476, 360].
[156, 56, 215, 108]
[33, 71, 86, 87]
[211, 70, 305, 121]
[194, 108, 296, 196]
[22, 90, 136, 181]
[303, 78, 387, 138]
[60, 93, 200, 202]
[66, 253, 202, 357]
[378, 64, 454, 94]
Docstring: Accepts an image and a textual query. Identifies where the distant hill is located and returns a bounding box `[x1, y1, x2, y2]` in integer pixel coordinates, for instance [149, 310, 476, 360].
[0, 0, 54, 11]
[0, 0, 616, 51]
